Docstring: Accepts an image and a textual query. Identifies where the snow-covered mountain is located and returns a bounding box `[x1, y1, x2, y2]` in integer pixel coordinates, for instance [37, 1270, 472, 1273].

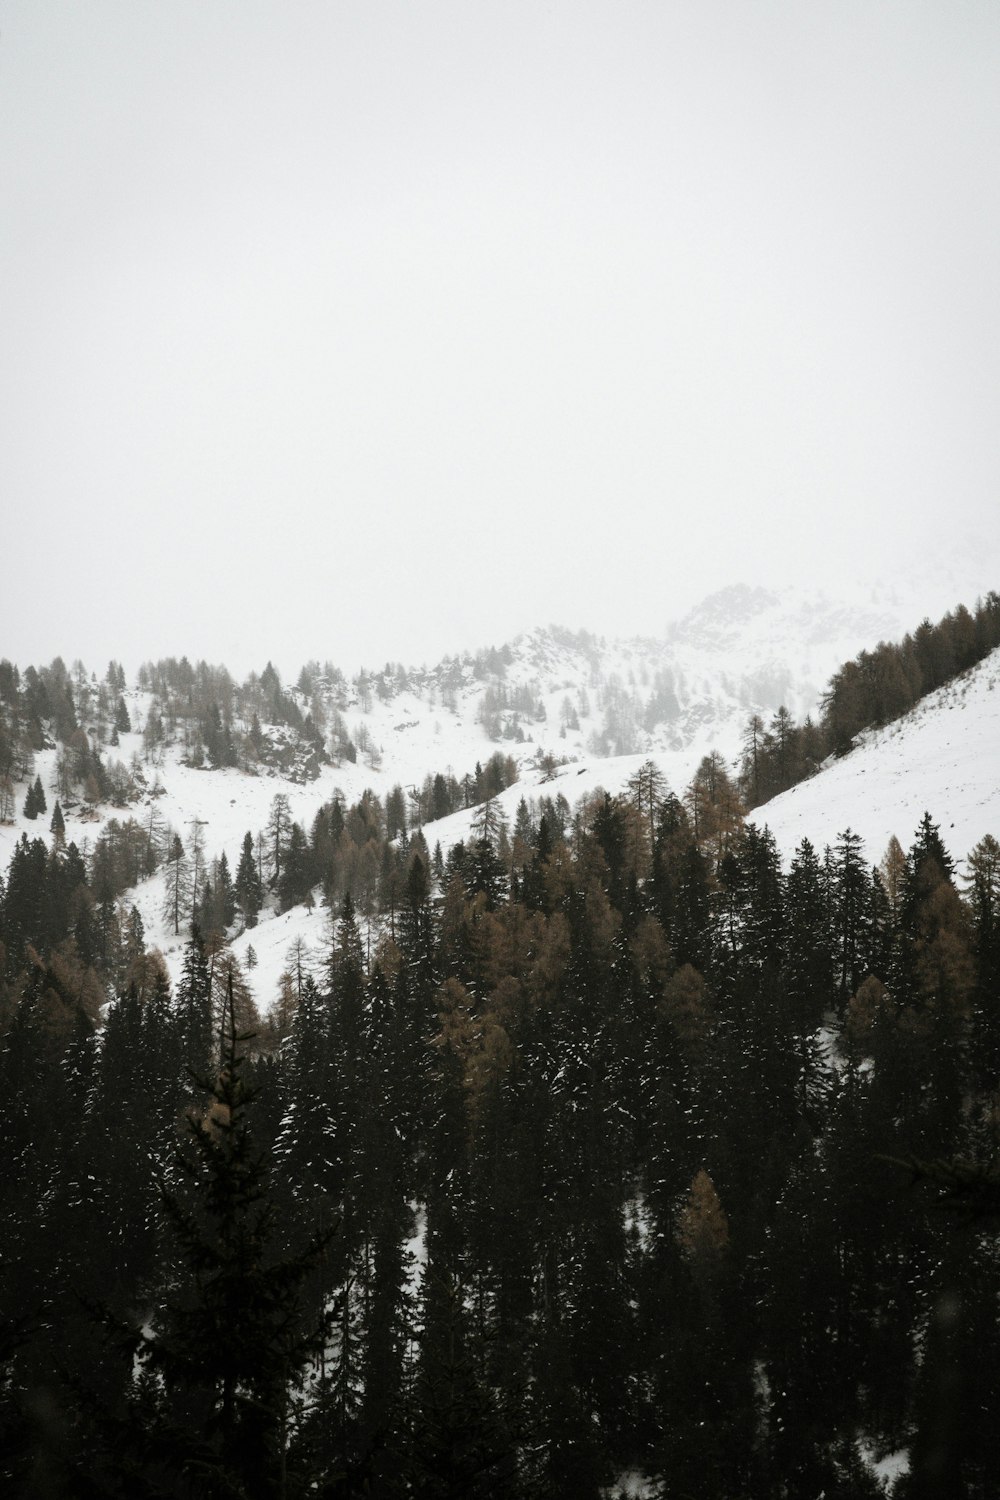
[2, 580, 995, 1012]
[411, 580, 924, 767]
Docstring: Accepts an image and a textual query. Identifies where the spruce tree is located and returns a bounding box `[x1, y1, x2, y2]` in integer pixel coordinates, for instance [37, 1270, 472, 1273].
[23, 779, 40, 820]
[173, 926, 214, 1091]
[829, 828, 872, 1011]
[50, 799, 65, 845]
[215, 851, 236, 929]
[272, 972, 343, 1248]
[277, 821, 312, 911]
[106, 977, 338, 1498]
[966, 834, 1000, 1087]
[234, 831, 263, 930]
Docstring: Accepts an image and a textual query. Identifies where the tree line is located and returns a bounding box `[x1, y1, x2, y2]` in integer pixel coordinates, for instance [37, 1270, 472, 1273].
[739, 592, 1000, 808]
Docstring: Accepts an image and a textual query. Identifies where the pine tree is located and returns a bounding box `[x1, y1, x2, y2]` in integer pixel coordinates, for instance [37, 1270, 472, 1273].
[23, 782, 37, 821]
[215, 850, 236, 929]
[174, 926, 214, 1089]
[328, 892, 368, 1223]
[829, 828, 872, 1012]
[783, 838, 833, 1031]
[266, 794, 292, 888]
[162, 833, 192, 939]
[671, 839, 713, 972]
[273, 971, 344, 1241]
[883, 816, 973, 1154]
[104, 977, 339, 1498]
[50, 799, 65, 846]
[234, 830, 263, 929]
[908, 810, 955, 884]
[782, 838, 836, 1121]
[966, 834, 1000, 1086]
[70, 985, 174, 1303]
[1, 834, 48, 972]
[278, 821, 313, 911]
[467, 799, 508, 910]
[0, 982, 73, 1330]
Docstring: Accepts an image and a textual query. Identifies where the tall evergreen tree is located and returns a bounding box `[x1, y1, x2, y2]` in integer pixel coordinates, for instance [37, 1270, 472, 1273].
[101, 977, 338, 1499]
[234, 830, 263, 929]
[829, 829, 872, 1011]
[50, 798, 65, 845]
[162, 833, 192, 939]
[966, 834, 1000, 1087]
[173, 926, 214, 1089]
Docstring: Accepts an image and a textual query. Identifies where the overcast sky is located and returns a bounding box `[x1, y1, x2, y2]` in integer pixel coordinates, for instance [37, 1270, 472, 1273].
[2, 1, 999, 677]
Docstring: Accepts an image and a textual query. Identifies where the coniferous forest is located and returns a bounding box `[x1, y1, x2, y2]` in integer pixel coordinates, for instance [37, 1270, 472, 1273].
[6, 0, 1000, 1488]
[3, 731, 1000, 1496]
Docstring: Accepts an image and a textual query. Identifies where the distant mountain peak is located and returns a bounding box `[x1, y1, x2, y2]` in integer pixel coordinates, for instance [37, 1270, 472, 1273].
[668, 584, 782, 643]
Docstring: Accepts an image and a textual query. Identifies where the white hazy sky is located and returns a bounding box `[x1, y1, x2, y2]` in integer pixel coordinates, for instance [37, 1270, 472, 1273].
[2, 1, 999, 677]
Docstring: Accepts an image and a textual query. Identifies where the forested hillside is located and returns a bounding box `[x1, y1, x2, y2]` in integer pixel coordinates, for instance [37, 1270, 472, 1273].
[1, 597, 1000, 1496]
[2, 775, 1000, 1494]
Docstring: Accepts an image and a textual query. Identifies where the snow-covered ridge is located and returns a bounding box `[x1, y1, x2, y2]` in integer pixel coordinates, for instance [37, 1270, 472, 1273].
[749, 644, 1000, 871]
[434, 582, 923, 762]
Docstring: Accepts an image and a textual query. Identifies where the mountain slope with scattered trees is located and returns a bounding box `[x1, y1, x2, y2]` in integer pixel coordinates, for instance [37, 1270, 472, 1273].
[736, 591, 1000, 809]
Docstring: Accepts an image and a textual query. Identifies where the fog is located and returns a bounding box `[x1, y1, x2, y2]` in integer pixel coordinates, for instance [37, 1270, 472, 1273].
[2, 2, 999, 676]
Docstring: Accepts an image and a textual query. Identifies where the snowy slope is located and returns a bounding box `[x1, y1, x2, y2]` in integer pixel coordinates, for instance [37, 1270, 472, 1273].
[748, 645, 1000, 871]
